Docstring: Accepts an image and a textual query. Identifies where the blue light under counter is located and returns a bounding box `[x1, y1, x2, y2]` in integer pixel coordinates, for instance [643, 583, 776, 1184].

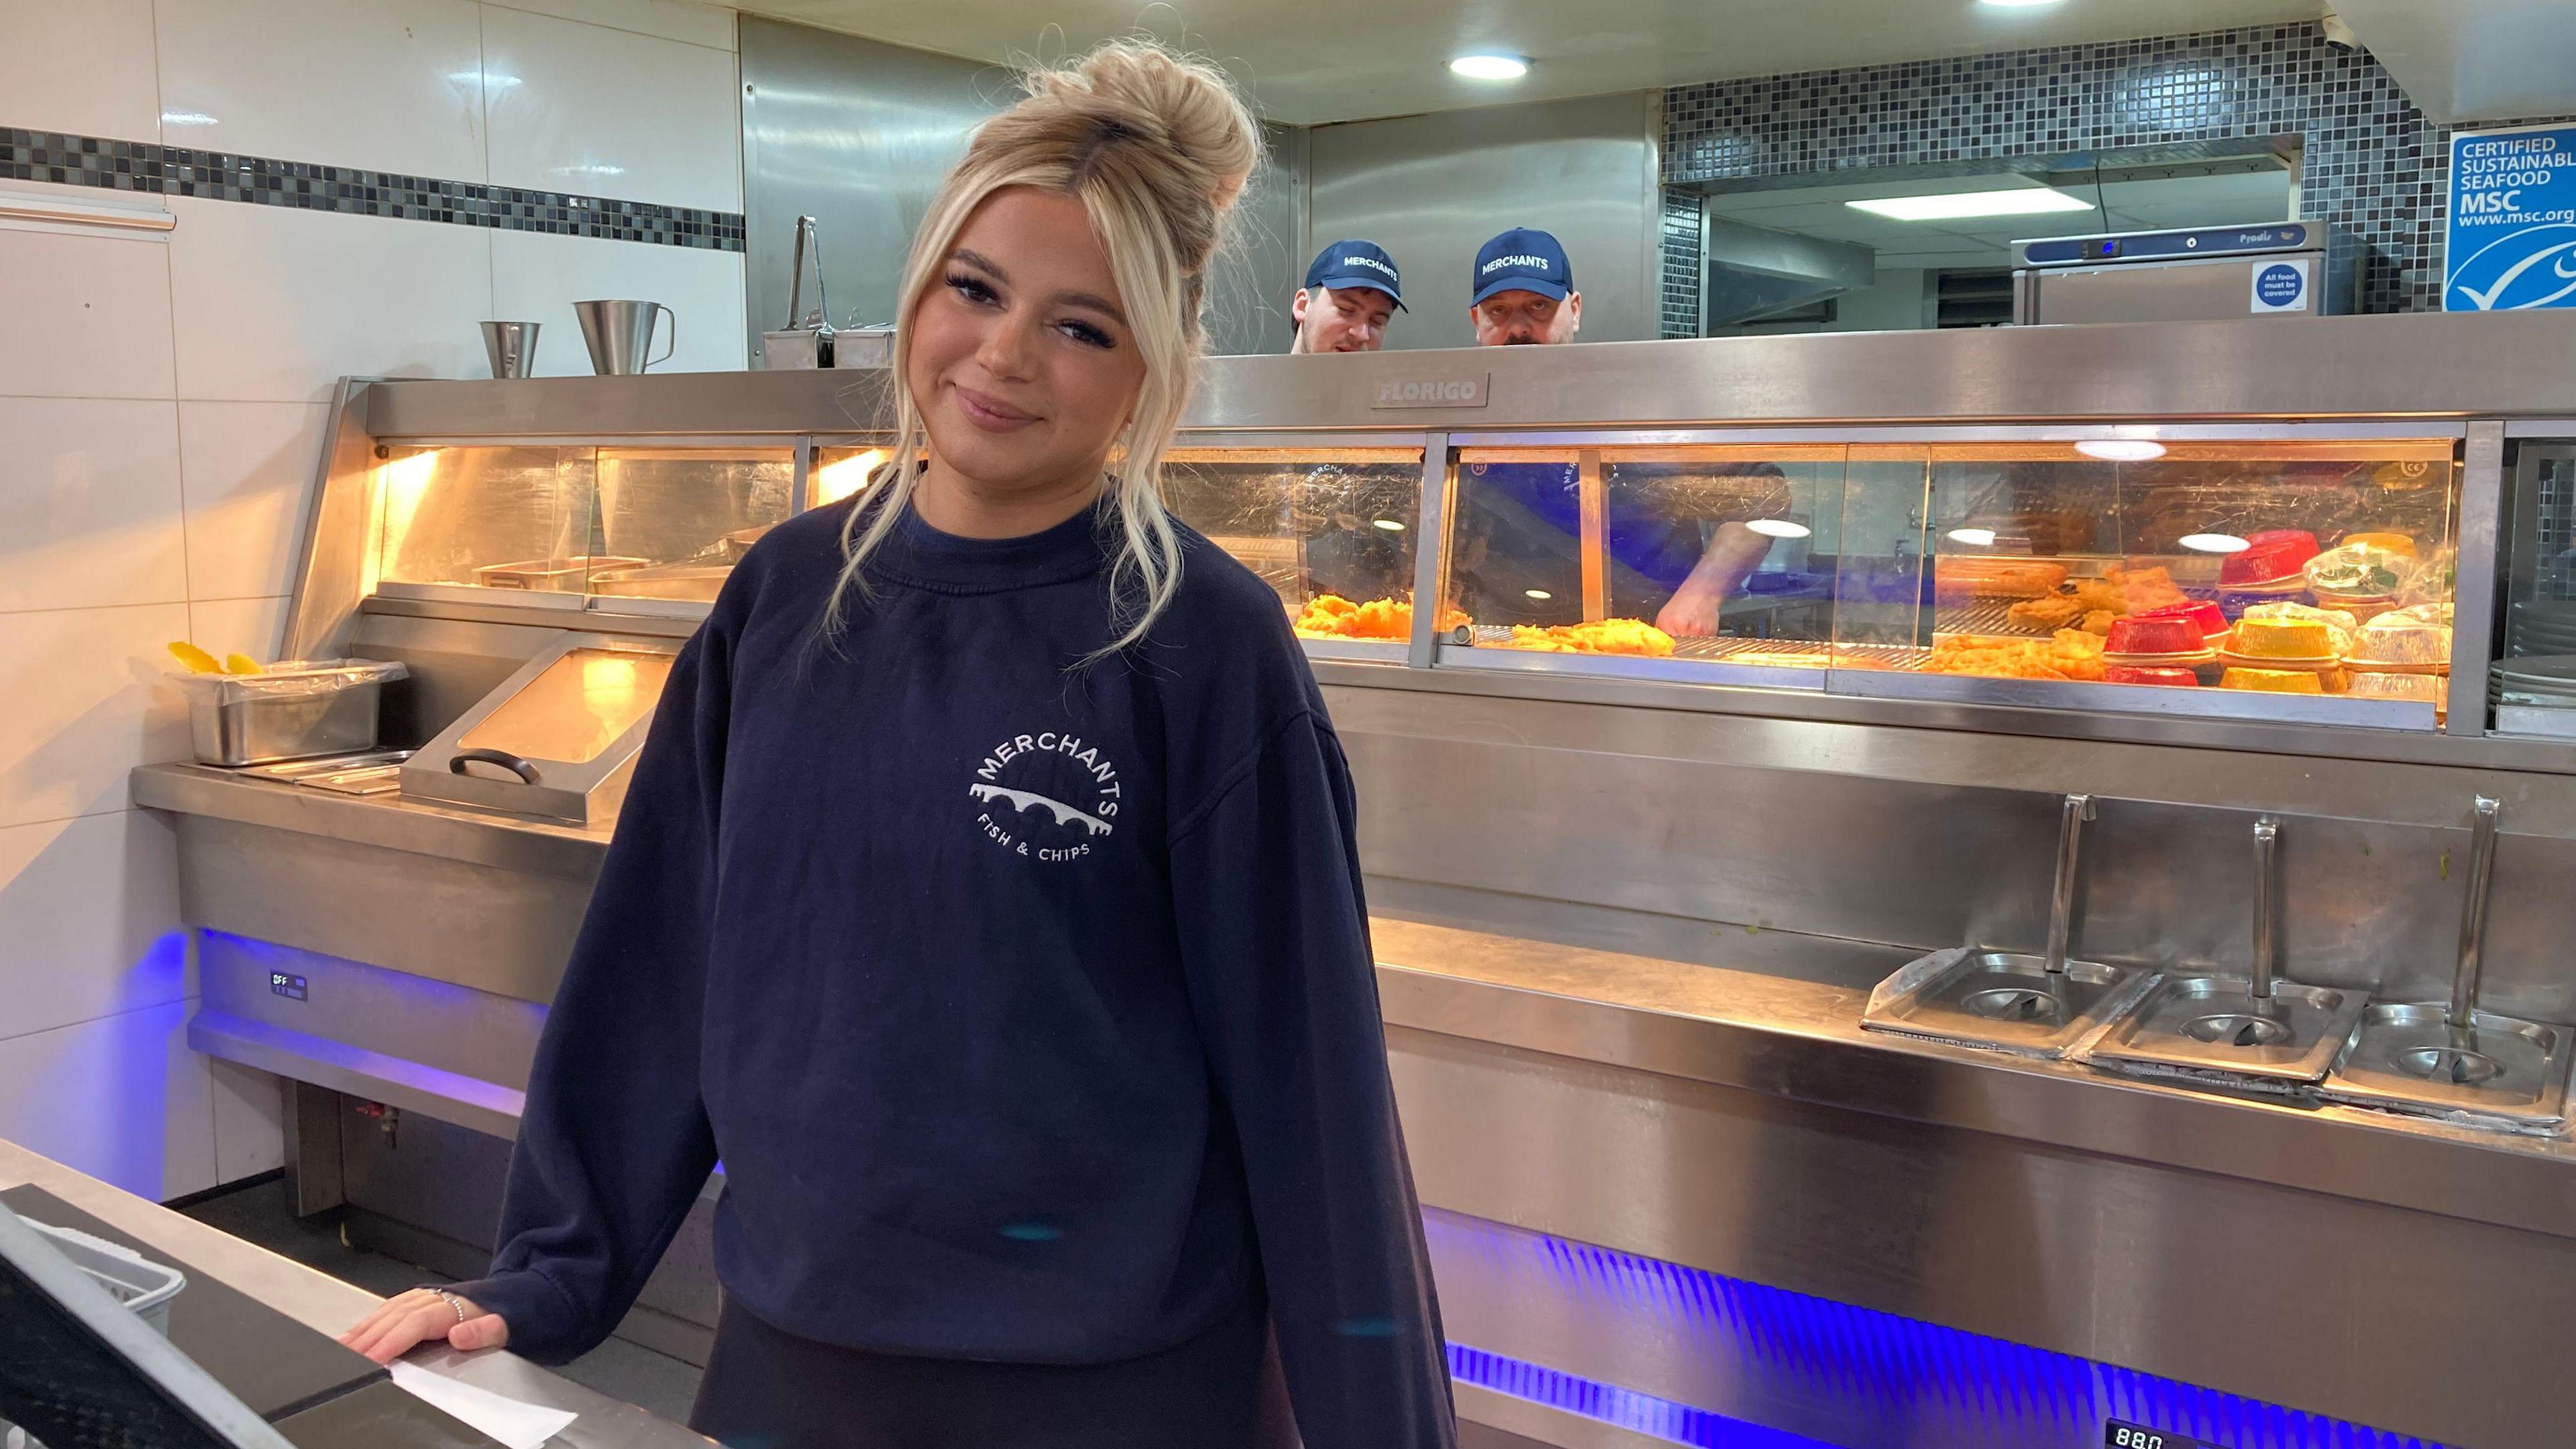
[1429, 1208, 2444, 1449]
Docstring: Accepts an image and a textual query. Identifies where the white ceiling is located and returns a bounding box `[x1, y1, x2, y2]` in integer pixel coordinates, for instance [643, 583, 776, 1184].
[731, 0, 2326, 127]
[1703, 166, 2297, 272]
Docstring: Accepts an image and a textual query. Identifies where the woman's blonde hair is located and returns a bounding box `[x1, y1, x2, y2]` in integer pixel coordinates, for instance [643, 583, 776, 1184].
[826, 40, 1260, 653]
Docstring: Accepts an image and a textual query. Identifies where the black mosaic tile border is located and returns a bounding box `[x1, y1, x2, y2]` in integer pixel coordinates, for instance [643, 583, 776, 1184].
[1660, 22, 2575, 334]
[1, 127, 744, 251]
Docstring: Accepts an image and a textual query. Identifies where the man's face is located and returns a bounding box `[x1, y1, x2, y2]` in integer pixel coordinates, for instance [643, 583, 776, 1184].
[1293, 284, 1395, 353]
[1472, 288, 1581, 346]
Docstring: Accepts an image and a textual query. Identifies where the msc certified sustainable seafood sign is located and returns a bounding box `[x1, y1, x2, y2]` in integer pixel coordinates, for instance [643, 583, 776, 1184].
[2446, 121, 2576, 312]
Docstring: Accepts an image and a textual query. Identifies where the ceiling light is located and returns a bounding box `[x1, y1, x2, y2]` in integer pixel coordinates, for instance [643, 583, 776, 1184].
[1746, 518, 1811, 539]
[1847, 189, 2092, 222]
[2074, 439, 2169, 462]
[2181, 533, 2252, 554]
[1978, 0, 2066, 7]
[160, 111, 218, 126]
[1524, 589, 1553, 600]
[1371, 518, 1405, 531]
[1947, 527, 1998, 547]
[1450, 54, 1529, 81]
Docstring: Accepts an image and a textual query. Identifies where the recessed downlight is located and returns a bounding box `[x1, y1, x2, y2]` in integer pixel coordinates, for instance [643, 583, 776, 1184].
[1450, 54, 1529, 81]
[1746, 518, 1811, 539]
[1524, 589, 1553, 600]
[2181, 533, 2252, 554]
[2075, 439, 2169, 462]
[1978, 0, 2065, 7]
[1947, 527, 1999, 547]
[1371, 517, 1406, 531]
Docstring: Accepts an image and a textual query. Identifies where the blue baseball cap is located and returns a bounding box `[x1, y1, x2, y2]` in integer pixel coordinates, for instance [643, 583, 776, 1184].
[1471, 227, 1572, 307]
[1303, 239, 1405, 309]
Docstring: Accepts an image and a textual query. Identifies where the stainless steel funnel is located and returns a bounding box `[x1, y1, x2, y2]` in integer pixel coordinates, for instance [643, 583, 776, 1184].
[574, 299, 675, 376]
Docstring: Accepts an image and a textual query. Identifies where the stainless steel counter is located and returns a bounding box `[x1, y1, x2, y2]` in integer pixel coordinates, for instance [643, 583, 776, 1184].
[0, 1138, 705, 1448]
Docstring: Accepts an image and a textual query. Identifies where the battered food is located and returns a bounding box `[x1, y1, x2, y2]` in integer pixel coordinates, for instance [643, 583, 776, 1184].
[1923, 629, 2108, 682]
[2004, 566, 2189, 633]
[1291, 594, 1466, 641]
[1496, 619, 1677, 657]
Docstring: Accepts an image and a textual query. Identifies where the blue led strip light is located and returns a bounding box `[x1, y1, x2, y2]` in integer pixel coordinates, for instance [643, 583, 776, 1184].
[1449, 1343, 1835, 1448]
[1438, 1218, 2449, 1449]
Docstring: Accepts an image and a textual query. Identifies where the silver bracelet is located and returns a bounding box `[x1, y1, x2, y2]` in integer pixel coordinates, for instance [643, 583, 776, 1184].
[430, 1288, 468, 1324]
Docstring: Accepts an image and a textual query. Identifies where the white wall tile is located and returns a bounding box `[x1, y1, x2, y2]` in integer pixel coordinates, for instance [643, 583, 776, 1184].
[0, 0, 162, 141]
[0, 812, 186, 1039]
[185, 598, 294, 667]
[0, 602, 193, 829]
[153, 0, 488, 178]
[179, 402, 332, 602]
[492, 228, 746, 374]
[481, 0, 735, 50]
[0, 398, 186, 614]
[0, 999, 216, 1201]
[166, 197, 494, 403]
[482, 5, 743, 213]
[0, 227, 177, 400]
[209, 1057, 286, 1184]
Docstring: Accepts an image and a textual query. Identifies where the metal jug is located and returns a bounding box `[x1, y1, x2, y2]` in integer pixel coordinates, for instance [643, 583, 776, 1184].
[573, 299, 676, 375]
[479, 320, 539, 378]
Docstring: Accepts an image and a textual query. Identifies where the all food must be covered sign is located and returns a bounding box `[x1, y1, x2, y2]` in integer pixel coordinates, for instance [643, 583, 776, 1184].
[2446, 121, 2576, 312]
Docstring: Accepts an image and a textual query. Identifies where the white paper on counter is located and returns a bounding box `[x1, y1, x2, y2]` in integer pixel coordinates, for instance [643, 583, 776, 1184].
[388, 1360, 579, 1449]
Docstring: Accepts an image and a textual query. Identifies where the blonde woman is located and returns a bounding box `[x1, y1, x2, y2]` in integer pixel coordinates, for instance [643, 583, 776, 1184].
[336, 38, 1454, 1449]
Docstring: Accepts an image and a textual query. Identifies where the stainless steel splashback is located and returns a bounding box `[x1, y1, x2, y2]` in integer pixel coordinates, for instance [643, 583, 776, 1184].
[1307, 91, 1662, 350]
[739, 19, 995, 357]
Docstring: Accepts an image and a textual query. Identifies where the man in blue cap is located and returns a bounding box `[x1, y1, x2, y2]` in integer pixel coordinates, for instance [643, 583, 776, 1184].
[1468, 226, 1580, 345]
[1289, 239, 1404, 354]
[1454, 227, 1790, 633]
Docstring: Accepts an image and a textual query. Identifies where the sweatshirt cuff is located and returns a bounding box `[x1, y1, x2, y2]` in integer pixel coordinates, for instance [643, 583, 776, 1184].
[442, 1267, 582, 1364]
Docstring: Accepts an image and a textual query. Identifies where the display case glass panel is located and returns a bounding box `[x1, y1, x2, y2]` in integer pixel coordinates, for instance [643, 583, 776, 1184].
[372, 444, 796, 605]
[1893, 438, 2459, 709]
[584, 447, 797, 604]
[372, 445, 600, 594]
[2498, 439, 2576, 737]
[1444, 445, 1843, 669]
[1159, 446, 1430, 647]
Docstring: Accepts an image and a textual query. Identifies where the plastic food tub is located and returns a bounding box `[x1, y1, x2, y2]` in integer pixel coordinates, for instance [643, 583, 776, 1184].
[2103, 615, 2205, 655]
[23, 1220, 185, 1334]
[175, 659, 408, 767]
[2219, 529, 2321, 587]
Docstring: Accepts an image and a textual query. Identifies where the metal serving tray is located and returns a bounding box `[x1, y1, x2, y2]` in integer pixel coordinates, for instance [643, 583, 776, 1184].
[1862, 949, 2155, 1059]
[2322, 1004, 2573, 1131]
[2088, 975, 2367, 1084]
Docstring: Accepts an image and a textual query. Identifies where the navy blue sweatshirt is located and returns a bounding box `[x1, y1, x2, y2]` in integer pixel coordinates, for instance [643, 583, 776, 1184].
[452, 496, 1454, 1446]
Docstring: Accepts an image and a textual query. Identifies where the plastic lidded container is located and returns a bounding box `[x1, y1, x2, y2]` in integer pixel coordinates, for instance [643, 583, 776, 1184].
[2220, 529, 2321, 586]
[2239, 602, 2361, 655]
[2349, 613, 2453, 669]
[2106, 664, 2201, 687]
[2345, 671, 2443, 704]
[2103, 615, 2205, 655]
[2231, 616, 2337, 659]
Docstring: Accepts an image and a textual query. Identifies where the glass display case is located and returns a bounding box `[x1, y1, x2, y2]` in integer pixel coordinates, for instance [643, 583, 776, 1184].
[1431, 433, 2463, 724]
[353, 427, 2469, 731]
[370, 443, 798, 606]
[1159, 445, 1430, 657]
[2499, 437, 2576, 738]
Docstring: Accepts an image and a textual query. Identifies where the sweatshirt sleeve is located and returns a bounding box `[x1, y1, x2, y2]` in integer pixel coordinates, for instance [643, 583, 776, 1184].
[445, 624, 729, 1364]
[1169, 711, 1456, 1449]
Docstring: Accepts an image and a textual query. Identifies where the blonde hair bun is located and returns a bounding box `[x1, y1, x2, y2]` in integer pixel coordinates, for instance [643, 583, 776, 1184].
[1006, 40, 1259, 273]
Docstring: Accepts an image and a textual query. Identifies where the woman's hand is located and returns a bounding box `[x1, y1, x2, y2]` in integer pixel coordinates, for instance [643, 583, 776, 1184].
[337, 1288, 508, 1364]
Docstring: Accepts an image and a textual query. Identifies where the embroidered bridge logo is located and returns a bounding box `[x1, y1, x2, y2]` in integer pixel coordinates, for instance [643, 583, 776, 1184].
[970, 730, 1122, 863]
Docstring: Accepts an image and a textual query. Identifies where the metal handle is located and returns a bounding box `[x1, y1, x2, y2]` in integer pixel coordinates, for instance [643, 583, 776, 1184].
[784, 215, 811, 330]
[2043, 793, 2095, 976]
[2450, 796, 2504, 1029]
[450, 747, 540, 785]
[2251, 816, 2279, 1001]
[649, 304, 677, 370]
